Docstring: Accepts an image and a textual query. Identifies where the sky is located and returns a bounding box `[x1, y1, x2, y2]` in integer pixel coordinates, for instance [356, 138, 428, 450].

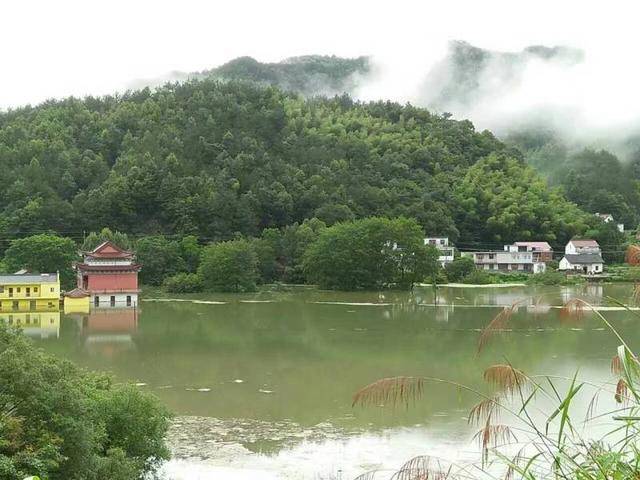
[2, 0, 640, 126]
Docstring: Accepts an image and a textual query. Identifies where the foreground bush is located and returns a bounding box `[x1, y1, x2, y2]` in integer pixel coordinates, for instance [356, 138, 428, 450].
[163, 272, 204, 293]
[0, 326, 170, 479]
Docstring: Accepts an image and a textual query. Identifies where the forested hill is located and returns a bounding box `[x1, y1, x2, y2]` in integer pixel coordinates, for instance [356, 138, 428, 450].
[131, 55, 371, 98]
[0, 79, 595, 249]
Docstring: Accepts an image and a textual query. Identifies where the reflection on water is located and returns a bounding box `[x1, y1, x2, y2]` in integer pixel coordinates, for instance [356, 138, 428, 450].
[30, 284, 640, 479]
[0, 309, 60, 339]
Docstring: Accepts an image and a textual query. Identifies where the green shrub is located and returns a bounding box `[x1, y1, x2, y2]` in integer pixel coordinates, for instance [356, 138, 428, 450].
[444, 256, 475, 282]
[163, 272, 204, 293]
[461, 269, 492, 284]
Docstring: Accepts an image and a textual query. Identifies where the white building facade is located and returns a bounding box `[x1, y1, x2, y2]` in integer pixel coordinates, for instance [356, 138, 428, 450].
[424, 237, 455, 266]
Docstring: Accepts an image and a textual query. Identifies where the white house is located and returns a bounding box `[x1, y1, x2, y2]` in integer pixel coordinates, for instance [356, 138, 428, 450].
[565, 239, 600, 255]
[559, 239, 604, 274]
[559, 254, 604, 274]
[424, 237, 455, 266]
[595, 213, 624, 233]
[473, 248, 546, 274]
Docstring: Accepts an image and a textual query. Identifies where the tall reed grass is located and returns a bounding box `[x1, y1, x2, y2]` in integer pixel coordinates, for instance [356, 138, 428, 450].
[352, 296, 640, 479]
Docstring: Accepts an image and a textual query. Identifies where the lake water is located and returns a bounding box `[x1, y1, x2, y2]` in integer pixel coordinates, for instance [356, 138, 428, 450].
[31, 284, 640, 479]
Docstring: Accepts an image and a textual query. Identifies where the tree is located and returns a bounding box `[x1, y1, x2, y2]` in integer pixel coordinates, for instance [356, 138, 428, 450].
[3, 234, 77, 288]
[81, 227, 132, 251]
[0, 325, 169, 479]
[198, 239, 258, 292]
[303, 217, 435, 290]
[454, 153, 590, 244]
[445, 256, 476, 282]
[135, 236, 186, 286]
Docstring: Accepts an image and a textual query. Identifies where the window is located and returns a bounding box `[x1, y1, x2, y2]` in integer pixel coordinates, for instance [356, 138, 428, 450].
[47, 302, 54, 308]
[0, 286, 3, 293]
[110, 296, 116, 307]
[34, 287, 38, 293]
[94, 296, 100, 307]
[16, 287, 20, 293]
[50, 287, 55, 293]
[126, 296, 132, 307]
[12, 301, 18, 311]
[26, 287, 30, 297]
[8, 288, 13, 298]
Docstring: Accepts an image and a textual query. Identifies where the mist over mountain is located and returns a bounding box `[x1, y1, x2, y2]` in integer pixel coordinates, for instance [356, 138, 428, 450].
[127, 55, 371, 98]
[128, 42, 640, 227]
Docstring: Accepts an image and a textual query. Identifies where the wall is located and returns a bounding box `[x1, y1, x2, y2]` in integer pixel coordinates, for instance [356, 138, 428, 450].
[87, 273, 138, 292]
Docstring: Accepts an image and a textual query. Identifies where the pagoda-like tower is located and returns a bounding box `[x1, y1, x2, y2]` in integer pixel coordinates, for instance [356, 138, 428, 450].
[75, 241, 141, 308]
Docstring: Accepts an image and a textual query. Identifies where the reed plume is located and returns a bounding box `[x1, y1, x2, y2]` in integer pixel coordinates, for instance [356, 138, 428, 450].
[477, 305, 516, 354]
[474, 421, 517, 466]
[615, 378, 628, 404]
[352, 376, 424, 408]
[468, 396, 500, 426]
[393, 455, 451, 480]
[612, 354, 623, 375]
[559, 298, 585, 321]
[483, 365, 528, 395]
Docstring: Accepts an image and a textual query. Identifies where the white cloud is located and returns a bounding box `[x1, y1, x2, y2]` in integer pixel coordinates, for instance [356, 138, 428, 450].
[3, 0, 640, 149]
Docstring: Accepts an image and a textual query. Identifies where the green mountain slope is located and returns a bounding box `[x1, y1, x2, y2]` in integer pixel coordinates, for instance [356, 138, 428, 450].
[0, 79, 594, 249]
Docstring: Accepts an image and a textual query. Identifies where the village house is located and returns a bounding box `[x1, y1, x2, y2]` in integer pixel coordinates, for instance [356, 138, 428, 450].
[75, 241, 141, 308]
[595, 213, 624, 233]
[424, 237, 455, 266]
[558, 239, 604, 274]
[472, 244, 546, 274]
[0, 272, 60, 312]
[510, 241, 553, 263]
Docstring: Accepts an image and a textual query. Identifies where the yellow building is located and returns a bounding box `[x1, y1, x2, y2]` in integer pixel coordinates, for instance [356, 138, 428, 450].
[0, 273, 60, 312]
[63, 288, 91, 314]
[0, 311, 60, 338]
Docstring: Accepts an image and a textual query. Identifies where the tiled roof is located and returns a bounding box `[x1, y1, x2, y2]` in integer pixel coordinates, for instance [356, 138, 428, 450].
[570, 239, 599, 247]
[563, 253, 604, 264]
[0, 273, 58, 284]
[514, 242, 552, 251]
[65, 287, 90, 298]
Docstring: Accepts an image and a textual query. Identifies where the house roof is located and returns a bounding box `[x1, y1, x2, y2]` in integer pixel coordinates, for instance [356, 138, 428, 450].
[83, 241, 134, 259]
[0, 273, 58, 284]
[563, 253, 604, 264]
[514, 242, 552, 251]
[569, 239, 599, 247]
[76, 263, 141, 272]
[65, 287, 90, 298]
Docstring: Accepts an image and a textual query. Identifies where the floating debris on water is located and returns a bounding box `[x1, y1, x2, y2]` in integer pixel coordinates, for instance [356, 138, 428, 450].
[197, 388, 212, 392]
[157, 385, 173, 390]
[311, 301, 392, 306]
[258, 389, 274, 394]
[143, 298, 227, 305]
[233, 379, 244, 384]
[135, 382, 147, 387]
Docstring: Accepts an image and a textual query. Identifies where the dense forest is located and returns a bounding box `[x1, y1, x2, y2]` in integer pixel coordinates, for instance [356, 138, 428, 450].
[0, 77, 604, 254]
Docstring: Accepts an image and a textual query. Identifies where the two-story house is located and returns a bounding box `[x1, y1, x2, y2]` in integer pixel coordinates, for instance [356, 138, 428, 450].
[511, 242, 553, 263]
[424, 237, 455, 266]
[473, 245, 546, 274]
[0, 272, 60, 312]
[559, 239, 604, 274]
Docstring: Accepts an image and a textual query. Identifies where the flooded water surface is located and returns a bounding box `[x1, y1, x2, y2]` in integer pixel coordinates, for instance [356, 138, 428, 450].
[32, 284, 640, 479]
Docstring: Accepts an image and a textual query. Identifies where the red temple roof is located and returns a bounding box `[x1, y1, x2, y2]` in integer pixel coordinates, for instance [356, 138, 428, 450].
[76, 263, 142, 272]
[83, 241, 135, 259]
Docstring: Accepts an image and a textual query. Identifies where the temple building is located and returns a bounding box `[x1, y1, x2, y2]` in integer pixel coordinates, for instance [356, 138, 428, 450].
[75, 241, 141, 308]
